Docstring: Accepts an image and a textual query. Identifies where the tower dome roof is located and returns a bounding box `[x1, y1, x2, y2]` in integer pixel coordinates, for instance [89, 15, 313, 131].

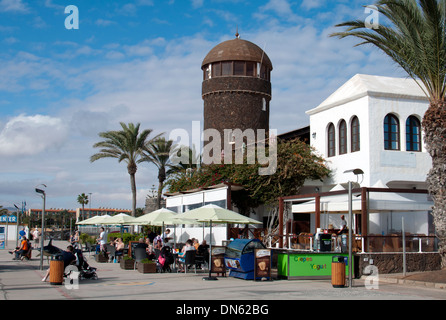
[202, 37, 273, 70]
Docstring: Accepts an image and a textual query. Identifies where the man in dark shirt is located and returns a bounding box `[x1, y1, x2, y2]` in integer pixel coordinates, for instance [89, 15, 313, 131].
[147, 229, 157, 243]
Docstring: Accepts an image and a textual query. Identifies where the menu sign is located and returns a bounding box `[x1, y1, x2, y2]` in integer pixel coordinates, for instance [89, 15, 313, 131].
[211, 246, 226, 274]
[254, 249, 271, 280]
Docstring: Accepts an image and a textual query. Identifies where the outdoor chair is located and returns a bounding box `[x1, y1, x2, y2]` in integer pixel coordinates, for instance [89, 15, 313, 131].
[133, 248, 148, 270]
[178, 250, 197, 274]
[106, 244, 116, 262]
[84, 242, 95, 257]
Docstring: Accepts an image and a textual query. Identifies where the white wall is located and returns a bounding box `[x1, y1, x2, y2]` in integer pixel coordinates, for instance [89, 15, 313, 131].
[168, 225, 228, 246]
[309, 94, 431, 188]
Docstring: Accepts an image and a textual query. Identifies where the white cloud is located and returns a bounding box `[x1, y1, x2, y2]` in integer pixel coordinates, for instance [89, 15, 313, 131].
[0, 114, 69, 156]
[191, 0, 204, 9]
[0, 0, 29, 13]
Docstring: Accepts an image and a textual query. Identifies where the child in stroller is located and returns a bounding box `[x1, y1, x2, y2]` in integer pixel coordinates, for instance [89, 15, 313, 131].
[66, 248, 98, 280]
[156, 245, 174, 273]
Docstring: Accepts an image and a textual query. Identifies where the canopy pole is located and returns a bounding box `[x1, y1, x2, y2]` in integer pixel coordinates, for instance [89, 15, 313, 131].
[203, 219, 218, 281]
[279, 198, 284, 248]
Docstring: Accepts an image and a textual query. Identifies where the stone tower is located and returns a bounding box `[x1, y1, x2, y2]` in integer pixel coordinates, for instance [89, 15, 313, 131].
[201, 34, 273, 154]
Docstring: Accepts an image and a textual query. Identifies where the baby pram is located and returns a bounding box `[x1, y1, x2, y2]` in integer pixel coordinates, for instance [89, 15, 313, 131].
[66, 249, 98, 280]
[156, 246, 174, 273]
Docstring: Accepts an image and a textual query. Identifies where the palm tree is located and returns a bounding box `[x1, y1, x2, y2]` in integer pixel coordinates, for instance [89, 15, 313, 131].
[331, 0, 446, 266]
[0, 206, 8, 215]
[139, 137, 175, 209]
[90, 123, 159, 216]
[77, 193, 89, 221]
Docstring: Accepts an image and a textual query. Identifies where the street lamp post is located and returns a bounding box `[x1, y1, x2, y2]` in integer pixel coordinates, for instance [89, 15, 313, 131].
[14, 204, 19, 248]
[343, 168, 364, 289]
[35, 184, 47, 271]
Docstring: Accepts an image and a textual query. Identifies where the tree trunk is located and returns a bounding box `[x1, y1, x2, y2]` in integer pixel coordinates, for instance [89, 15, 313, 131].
[157, 180, 164, 210]
[423, 101, 446, 268]
[157, 167, 166, 210]
[127, 162, 138, 217]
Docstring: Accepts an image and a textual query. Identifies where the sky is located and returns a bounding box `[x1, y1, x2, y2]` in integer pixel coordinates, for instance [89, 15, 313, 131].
[0, 0, 407, 212]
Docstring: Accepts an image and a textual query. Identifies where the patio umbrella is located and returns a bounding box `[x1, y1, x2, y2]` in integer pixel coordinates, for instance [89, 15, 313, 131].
[105, 213, 135, 225]
[75, 214, 111, 225]
[131, 208, 177, 226]
[176, 204, 262, 225]
[131, 208, 195, 249]
[175, 204, 262, 280]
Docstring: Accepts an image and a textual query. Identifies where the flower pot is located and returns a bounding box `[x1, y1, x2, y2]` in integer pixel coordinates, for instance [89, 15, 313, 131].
[137, 262, 156, 273]
[120, 259, 135, 270]
[95, 254, 108, 263]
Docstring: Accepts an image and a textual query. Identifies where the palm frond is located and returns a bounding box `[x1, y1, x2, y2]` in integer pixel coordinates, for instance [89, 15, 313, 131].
[331, 0, 446, 103]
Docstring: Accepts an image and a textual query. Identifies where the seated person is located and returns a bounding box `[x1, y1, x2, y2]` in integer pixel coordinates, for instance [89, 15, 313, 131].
[11, 236, 30, 260]
[197, 240, 210, 265]
[135, 238, 148, 249]
[193, 238, 199, 250]
[114, 238, 125, 259]
[178, 239, 196, 266]
[145, 238, 156, 260]
[197, 240, 209, 254]
[153, 239, 163, 250]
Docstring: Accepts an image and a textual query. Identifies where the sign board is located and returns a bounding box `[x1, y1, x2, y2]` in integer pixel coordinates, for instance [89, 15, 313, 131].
[210, 246, 226, 274]
[254, 249, 271, 280]
[0, 215, 17, 223]
[128, 241, 140, 258]
[277, 253, 350, 279]
[0, 226, 5, 249]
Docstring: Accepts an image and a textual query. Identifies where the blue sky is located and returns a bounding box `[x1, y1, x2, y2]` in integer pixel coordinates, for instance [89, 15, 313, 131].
[0, 0, 407, 212]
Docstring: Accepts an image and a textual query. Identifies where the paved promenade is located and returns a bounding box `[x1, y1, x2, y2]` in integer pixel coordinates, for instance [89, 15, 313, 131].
[1, 241, 445, 301]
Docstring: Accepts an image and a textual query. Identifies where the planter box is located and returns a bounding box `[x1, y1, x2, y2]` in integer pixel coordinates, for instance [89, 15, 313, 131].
[137, 262, 157, 274]
[120, 259, 135, 270]
[95, 254, 108, 263]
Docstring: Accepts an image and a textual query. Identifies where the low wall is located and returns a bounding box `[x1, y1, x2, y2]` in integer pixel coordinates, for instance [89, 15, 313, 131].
[356, 252, 441, 276]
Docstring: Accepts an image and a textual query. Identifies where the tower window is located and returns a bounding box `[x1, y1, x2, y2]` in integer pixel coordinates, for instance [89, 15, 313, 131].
[327, 123, 335, 157]
[351, 116, 360, 152]
[406, 115, 421, 152]
[222, 62, 232, 76]
[207, 61, 270, 79]
[246, 62, 256, 77]
[234, 61, 245, 76]
[384, 114, 400, 150]
[339, 120, 347, 155]
[212, 62, 221, 77]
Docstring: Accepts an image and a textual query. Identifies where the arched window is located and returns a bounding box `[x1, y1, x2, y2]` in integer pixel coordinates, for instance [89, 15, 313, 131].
[351, 116, 360, 152]
[384, 114, 400, 150]
[339, 120, 347, 155]
[406, 116, 421, 152]
[327, 123, 336, 157]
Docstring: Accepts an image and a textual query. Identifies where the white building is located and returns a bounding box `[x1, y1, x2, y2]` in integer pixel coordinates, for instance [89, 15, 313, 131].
[306, 74, 431, 191]
[290, 74, 435, 239]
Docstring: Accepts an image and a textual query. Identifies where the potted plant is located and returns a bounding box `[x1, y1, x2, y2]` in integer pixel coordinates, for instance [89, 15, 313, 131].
[120, 256, 135, 270]
[137, 258, 156, 274]
[95, 251, 108, 263]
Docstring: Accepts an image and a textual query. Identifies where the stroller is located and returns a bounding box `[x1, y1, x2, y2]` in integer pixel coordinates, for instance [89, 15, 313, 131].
[66, 248, 98, 280]
[156, 246, 174, 273]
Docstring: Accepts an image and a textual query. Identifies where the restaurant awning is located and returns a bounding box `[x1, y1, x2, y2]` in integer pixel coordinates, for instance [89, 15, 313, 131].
[292, 192, 433, 213]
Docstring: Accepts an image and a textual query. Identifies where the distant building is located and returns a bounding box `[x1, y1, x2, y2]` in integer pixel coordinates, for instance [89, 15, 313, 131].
[28, 208, 131, 221]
